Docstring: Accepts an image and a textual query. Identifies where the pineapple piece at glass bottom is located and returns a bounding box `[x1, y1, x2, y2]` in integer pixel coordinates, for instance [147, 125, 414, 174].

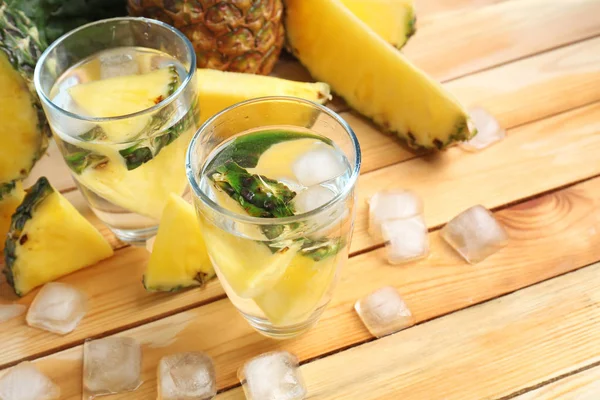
[143, 194, 215, 292]
[285, 0, 472, 150]
[3, 177, 114, 296]
[355, 286, 415, 338]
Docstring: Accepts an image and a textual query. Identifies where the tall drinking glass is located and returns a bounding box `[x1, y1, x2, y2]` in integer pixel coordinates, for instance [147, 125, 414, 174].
[187, 97, 361, 338]
[34, 18, 198, 244]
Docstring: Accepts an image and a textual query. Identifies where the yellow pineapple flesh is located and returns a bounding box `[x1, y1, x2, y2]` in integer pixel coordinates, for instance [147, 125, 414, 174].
[341, 0, 416, 48]
[196, 68, 331, 123]
[144, 194, 214, 292]
[0, 182, 25, 252]
[4, 177, 113, 296]
[285, 0, 472, 149]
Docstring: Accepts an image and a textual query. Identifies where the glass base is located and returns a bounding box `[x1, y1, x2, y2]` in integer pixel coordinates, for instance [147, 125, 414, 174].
[110, 226, 158, 246]
[241, 305, 327, 340]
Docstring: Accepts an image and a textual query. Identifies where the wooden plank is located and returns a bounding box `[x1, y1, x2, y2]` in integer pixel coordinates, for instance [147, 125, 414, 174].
[415, 0, 509, 24]
[514, 365, 600, 399]
[241, 263, 600, 400]
[404, 0, 600, 82]
[350, 101, 600, 254]
[9, 175, 600, 397]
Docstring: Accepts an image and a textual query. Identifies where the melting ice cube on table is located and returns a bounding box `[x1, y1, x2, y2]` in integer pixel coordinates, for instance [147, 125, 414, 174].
[293, 185, 336, 213]
[0, 361, 60, 400]
[461, 107, 506, 151]
[239, 351, 307, 400]
[441, 205, 508, 263]
[292, 141, 346, 187]
[355, 286, 415, 338]
[0, 304, 26, 323]
[368, 189, 423, 239]
[158, 352, 216, 400]
[26, 282, 88, 335]
[83, 337, 142, 397]
[382, 216, 429, 264]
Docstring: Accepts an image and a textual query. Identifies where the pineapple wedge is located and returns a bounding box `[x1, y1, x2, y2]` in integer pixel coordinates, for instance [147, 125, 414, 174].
[196, 69, 331, 123]
[0, 181, 25, 252]
[285, 0, 471, 149]
[341, 0, 416, 48]
[144, 194, 214, 292]
[4, 177, 113, 296]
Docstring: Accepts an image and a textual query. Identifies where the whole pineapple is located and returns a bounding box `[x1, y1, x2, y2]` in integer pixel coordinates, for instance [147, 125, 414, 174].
[0, 4, 49, 190]
[128, 0, 285, 75]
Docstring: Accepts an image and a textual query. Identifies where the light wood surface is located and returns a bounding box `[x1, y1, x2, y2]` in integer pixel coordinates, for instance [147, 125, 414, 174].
[2, 0, 600, 398]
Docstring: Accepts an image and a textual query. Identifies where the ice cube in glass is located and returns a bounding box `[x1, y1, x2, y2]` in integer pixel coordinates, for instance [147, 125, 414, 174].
[158, 352, 216, 400]
[0, 304, 26, 323]
[292, 141, 346, 187]
[83, 337, 142, 397]
[381, 216, 429, 264]
[99, 49, 139, 79]
[239, 351, 307, 400]
[293, 185, 336, 214]
[26, 282, 88, 335]
[461, 107, 506, 151]
[368, 189, 423, 239]
[0, 361, 60, 400]
[441, 205, 508, 263]
[355, 286, 415, 338]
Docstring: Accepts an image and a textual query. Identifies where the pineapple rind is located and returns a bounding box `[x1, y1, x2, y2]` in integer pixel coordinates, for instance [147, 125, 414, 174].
[4, 177, 113, 296]
[285, 0, 472, 150]
[0, 181, 25, 253]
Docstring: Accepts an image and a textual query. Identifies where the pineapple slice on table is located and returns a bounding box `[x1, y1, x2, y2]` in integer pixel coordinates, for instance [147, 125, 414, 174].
[284, 0, 472, 150]
[3, 177, 113, 296]
[341, 0, 416, 49]
[196, 69, 331, 124]
[0, 182, 25, 252]
[144, 194, 215, 292]
[0, 5, 49, 192]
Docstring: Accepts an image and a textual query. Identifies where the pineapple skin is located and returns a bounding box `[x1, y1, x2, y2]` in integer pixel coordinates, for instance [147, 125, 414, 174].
[340, 0, 416, 49]
[4, 177, 114, 296]
[284, 0, 472, 150]
[0, 181, 25, 253]
[127, 0, 286, 75]
[0, 5, 50, 190]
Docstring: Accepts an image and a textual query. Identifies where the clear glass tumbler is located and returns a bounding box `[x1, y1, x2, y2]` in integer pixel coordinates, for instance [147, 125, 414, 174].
[187, 97, 361, 338]
[34, 17, 198, 244]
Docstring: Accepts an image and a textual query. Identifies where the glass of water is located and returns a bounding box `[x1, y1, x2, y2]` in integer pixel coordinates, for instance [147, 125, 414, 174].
[187, 97, 361, 338]
[34, 17, 198, 244]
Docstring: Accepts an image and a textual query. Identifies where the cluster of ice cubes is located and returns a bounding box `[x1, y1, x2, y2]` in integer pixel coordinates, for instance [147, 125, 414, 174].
[0, 361, 60, 400]
[461, 107, 506, 151]
[441, 205, 509, 264]
[239, 351, 307, 400]
[368, 189, 429, 264]
[355, 286, 415, 338]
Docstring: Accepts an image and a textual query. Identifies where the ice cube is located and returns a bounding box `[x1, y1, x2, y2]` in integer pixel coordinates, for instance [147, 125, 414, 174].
[83, 337, 142, 397]
[354, 286, 415, 338]
[0, 361, 60, 400]
[368, 189, 423, 239]
[239, 351, 307, 400]
[99, 51, 139, 79]
[291, 142, 346, 187]
[293, 185, 336, 214]
[0, 304, 26, 323]
[441, 205, 509, 263]
[461, 107, 506, 151]
[158, 352, 216, 400]
[381, 216, 429, 264]
[26, 282, 88, 335]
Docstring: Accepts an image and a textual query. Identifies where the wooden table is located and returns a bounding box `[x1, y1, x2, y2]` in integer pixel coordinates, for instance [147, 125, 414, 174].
[2, 0, 600, 398]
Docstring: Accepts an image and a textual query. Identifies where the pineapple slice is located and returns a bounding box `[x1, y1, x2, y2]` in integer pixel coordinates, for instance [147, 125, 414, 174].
[0, 6, 49, 190]
[3, 177, 113, 296]
[341, 0, 416, 48]
[284, 0, 471, 149]
[0, 181, 25, 252]
[67, 66, 180, 141]
[196, 69, 331, 123]
[144, 194, 215, 292]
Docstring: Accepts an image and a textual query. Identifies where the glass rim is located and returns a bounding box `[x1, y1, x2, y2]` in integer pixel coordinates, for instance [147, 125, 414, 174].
[186, 96, 362, 226]
[33, 17, 197, 124]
